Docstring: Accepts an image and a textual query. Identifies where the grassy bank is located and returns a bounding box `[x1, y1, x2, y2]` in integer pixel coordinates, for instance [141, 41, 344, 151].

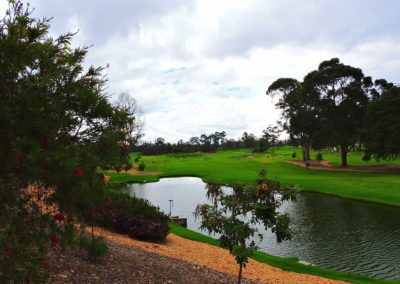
[109, 147, 400, 207]
[169, 223, 397, 284]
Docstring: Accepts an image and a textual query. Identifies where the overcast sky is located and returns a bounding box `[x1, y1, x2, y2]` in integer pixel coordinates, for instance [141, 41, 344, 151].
[2, 1, 400, 142]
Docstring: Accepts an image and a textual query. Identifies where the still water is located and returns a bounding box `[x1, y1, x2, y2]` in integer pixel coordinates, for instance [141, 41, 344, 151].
[122, 177, 400, 280]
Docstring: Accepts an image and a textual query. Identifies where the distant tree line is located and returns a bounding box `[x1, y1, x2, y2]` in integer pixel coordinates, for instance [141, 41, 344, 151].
[266, 58, 400, 167]
[134, 127, 285, 155]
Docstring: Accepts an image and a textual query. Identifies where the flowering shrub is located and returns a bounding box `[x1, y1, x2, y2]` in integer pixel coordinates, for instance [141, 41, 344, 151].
[93, 192, 169, 241]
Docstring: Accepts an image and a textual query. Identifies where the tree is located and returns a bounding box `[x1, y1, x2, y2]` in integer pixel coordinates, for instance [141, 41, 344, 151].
[115, 92, 145, 149]
[0, 2, 133, 281]
[195, 170, 296, 284]
[241, 132, 257, 149]
[364, 85, 400, 160]
[257, 125, 280, 152]
[304, 58, 370, 167]
[266, 78, 320, 161]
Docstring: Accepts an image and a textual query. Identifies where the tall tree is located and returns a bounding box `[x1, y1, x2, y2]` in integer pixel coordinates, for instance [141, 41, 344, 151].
[0, 2, 133, 281]
[115, 92, 144, 147]
[266, 78, 320, 161]
[304, 58, 369, 167]
[364, 84, 400, 160]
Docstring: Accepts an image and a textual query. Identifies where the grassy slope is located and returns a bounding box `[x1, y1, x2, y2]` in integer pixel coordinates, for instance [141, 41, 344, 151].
[169, 223, 397, 284]
[110, 147, 400, 207]
[107, 149, 400, 283]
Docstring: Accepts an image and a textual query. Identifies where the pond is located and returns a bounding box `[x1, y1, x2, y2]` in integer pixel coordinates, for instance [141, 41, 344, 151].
[122, 177, 400, 280]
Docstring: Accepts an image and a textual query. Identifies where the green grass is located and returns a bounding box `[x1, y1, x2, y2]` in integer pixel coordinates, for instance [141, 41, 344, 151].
[169, 223, 397, 284]
[106, 149, 400, 283]
[109, 147, 400, 207]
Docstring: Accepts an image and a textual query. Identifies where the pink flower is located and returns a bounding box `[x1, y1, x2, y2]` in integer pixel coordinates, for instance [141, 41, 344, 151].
[74, 167, 83, 177]
[83, 75, 93, 82]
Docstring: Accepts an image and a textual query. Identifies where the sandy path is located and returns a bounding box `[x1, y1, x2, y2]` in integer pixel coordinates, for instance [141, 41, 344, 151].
[287, 160, 400, 173]
[93, 227, 346, 284]
[106, 168, 162, 175]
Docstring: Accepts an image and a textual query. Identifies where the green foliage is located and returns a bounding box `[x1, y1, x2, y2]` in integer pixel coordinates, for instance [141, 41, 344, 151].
[315, 153, 323, 162]
[79, 234, 108, 261]
[92, 191, 169, 241]
[138, 162, 146, 171]
[195, 170, 296, 283]
[365, 86, 400, 160]
[0, 1, 134, 281]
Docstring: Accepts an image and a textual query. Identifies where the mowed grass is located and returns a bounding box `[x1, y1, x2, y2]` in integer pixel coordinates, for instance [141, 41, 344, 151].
[110, 146, 400, 207]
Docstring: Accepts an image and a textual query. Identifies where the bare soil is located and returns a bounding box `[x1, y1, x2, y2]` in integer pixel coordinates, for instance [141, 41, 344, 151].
[107, 169, 162, 175]
[287, 160, 400, 173]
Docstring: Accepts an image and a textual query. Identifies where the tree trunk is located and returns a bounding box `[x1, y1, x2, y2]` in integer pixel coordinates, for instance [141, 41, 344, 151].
[340, 144, 348, 167]
[238, 262, 243, 284]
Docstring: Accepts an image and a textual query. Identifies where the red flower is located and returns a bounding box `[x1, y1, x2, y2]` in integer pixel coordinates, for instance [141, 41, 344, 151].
[258, 184, 268, 191]
[41, 137, 49, 149]
[16, 155, 26, 166]
[41, 260, 49, 269]
[53, 213, 65, 223]
[3, 247, 14, 257]
[50, 236, 61, 245]
[74, 167, 83, 177]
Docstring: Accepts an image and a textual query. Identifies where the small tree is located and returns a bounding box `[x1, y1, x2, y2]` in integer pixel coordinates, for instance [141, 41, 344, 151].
[195, 170, 296, 284]
[315, 153, 323, 163]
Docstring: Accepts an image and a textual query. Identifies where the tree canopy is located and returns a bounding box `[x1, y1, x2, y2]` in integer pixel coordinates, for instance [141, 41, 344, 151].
[0, 2, 133, 281]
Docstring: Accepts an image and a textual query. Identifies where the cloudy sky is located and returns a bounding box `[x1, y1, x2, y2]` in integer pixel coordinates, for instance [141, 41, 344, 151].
[2, 1, 400, 142]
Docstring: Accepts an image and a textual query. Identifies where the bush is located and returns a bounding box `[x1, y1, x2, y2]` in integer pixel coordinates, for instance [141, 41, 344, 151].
[134, 155, 141, 163]
[93, 191, 169, 241]
[291, 152, 297, 159]
[315, 152, 323, 162]
[138, 162, 145, 171]
[79, 235, 108, 261]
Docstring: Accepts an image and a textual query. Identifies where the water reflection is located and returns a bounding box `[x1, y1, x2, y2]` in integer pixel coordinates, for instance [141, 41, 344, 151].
[122, 177, 400, 280]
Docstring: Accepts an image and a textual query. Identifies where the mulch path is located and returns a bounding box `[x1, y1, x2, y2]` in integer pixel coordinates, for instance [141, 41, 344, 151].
[287, 160, 400, 173]
[47, 239, 257, 284]
[81, 228, 346, 284]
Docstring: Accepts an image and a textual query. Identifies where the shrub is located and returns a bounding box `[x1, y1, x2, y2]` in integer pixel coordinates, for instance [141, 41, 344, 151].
[138, 162, 146, 171]
[79, 235, 108, 261]
[134, 155, 141, 163]
[93, 191, 169, 241]
[316, 152, 323, 162]
[292, 152, 297, 159]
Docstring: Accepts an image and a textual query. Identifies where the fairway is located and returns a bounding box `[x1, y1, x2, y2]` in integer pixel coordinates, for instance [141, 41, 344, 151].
[109, 147, 400, 207]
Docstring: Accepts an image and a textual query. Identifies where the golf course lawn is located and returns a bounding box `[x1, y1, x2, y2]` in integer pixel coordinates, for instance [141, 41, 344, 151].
[108, 146, 400, 207]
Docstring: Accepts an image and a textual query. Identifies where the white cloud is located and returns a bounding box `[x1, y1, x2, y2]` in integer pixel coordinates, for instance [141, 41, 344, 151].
[3, 0, 400, 142]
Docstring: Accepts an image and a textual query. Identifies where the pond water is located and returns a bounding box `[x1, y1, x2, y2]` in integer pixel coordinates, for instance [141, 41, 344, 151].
[122, 177, 400, 280]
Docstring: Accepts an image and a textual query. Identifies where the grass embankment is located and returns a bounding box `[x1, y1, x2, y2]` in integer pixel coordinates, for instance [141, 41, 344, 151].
[109, 147, 400, 207]
[169, 223, 398, 284]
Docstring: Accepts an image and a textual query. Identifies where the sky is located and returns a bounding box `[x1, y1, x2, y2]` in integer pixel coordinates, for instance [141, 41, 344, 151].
[2, 1, 400, 142]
